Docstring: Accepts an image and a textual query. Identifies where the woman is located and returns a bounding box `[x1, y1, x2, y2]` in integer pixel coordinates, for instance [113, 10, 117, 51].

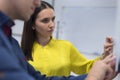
[21, 1, 113, 77]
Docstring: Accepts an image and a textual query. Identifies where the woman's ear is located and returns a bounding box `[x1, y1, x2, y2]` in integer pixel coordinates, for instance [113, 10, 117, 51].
[32, 26, 35, 30]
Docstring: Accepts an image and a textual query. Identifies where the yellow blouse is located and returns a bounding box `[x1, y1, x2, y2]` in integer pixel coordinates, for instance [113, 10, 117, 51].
[29, 38, 99, 77]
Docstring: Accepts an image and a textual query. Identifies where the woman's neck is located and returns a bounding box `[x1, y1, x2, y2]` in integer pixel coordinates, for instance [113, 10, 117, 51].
[37, 37, 51, 46]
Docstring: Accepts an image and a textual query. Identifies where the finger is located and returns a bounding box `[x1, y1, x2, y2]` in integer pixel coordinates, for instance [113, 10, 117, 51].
[104, 43, 113, 53]
[104, 65, 114, 80]
[106, 36, 113, 43]
[104, 37, 114, 48]
[104, 44, 113, 49]
[102, 54, 115, 64]
[104, 47, 113, 53]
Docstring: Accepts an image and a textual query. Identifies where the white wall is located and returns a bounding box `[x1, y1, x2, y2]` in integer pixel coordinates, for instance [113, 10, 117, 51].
[12, 20, 24, 44]
[54, 0, 116, 20]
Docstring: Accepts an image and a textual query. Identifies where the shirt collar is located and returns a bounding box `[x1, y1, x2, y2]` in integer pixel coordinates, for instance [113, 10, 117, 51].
[34, 37, 55, 48]
[0, 11, 14, 29]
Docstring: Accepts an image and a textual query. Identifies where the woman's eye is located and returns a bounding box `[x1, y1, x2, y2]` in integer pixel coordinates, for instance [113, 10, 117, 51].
[52, 17, 55, 22]
[41, 18, 50, 23]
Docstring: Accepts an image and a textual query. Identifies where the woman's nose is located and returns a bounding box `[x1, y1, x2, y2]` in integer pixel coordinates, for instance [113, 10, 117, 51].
[49, 21, 55, 28]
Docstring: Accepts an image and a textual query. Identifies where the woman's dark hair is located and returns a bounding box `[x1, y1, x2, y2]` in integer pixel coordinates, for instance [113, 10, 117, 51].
[21, 1, 54, 60]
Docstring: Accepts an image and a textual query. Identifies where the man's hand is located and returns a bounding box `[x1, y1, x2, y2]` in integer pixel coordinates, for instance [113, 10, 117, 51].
[86, 54, 116, 80]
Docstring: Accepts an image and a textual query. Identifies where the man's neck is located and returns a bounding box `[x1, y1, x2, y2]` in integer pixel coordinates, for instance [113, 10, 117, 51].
[0, 0, 14, 20]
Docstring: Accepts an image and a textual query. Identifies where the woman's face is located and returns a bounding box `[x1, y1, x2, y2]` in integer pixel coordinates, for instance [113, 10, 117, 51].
[34, 8, 55, 38]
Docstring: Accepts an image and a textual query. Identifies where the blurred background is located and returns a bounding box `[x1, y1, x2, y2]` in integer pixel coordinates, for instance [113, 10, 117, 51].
[12, 0, 120, 79]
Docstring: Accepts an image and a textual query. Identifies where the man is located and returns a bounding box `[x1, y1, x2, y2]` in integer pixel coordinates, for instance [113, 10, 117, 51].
[0, 0, 42, 80]
[0, 0, 115, 80]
